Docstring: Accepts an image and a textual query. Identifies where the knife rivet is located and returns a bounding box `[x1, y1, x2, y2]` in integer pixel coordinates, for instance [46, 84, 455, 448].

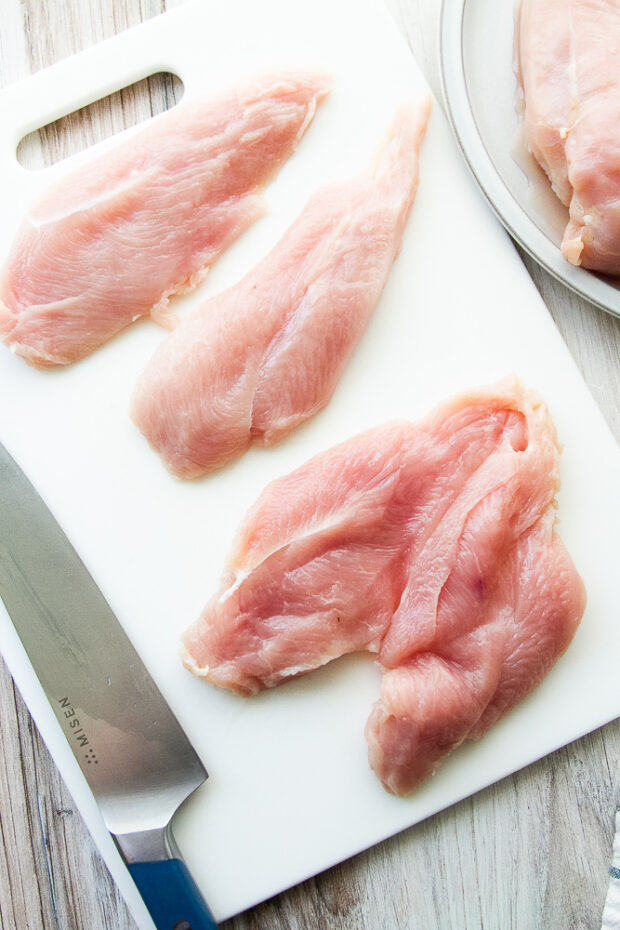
[173, 923, 191, 930]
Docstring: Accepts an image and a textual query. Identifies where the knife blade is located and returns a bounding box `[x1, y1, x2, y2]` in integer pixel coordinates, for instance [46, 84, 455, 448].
[0, 440, 217, 930]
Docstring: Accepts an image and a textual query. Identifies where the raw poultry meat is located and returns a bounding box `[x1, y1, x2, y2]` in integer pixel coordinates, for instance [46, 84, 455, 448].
[131, 100, 430, 478]
[182, 379, 586, 795]
[518, 0, 620, 274]
[0, 70, 331, 366]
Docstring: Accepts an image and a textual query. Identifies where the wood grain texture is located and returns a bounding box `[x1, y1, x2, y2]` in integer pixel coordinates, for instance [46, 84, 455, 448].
[0, 1, 618, 929]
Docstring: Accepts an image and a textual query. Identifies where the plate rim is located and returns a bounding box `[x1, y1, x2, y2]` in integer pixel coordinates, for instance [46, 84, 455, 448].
[438, 0, 620, 321]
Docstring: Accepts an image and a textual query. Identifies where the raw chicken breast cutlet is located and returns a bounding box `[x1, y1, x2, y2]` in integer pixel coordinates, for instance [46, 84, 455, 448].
[182, 379, 585, 796]
[0, 70, 331, 366]
[131, 99, 430, 477]
[519, 0, 620, 274]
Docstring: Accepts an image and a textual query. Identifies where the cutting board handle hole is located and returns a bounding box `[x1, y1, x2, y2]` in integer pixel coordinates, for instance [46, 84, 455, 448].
[16, 71, 184, 170]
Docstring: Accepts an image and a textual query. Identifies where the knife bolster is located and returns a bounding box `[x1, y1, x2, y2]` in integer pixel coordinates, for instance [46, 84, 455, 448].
[114, 823, 180, 864]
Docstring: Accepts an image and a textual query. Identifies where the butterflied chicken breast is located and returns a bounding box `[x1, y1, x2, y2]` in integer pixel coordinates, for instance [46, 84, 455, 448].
[519, 0, 620, 274]
[0, 70, 331, 366]
[181, 379, 585, 795]
[131, 100, 430, 477]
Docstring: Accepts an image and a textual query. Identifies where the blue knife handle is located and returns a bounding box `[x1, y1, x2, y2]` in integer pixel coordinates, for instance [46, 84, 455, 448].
[128, 859, 218, 929]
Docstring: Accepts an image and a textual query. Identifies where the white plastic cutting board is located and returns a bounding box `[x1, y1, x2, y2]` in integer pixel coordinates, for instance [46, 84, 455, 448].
[0, 0, 619, 926]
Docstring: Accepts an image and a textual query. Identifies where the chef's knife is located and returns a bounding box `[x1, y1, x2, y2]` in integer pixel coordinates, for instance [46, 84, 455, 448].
[0, 441, 217, 930]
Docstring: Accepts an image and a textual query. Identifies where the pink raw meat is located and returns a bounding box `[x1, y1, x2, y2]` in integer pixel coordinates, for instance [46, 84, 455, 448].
[518, 0, 620, 273]
[131, 100, 430, 477]
[182, 379, 586, 795]
[0, 70, 331, 366]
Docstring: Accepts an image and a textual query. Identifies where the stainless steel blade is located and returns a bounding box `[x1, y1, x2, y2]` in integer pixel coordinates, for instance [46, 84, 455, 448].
[0, 440, 207, 850]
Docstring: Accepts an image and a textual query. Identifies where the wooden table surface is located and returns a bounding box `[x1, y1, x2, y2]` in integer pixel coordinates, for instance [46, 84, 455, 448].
[0, 2, 619, 928]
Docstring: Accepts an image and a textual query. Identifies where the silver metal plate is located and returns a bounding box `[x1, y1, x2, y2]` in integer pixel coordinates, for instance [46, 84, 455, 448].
[440, 0, 620, 319]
